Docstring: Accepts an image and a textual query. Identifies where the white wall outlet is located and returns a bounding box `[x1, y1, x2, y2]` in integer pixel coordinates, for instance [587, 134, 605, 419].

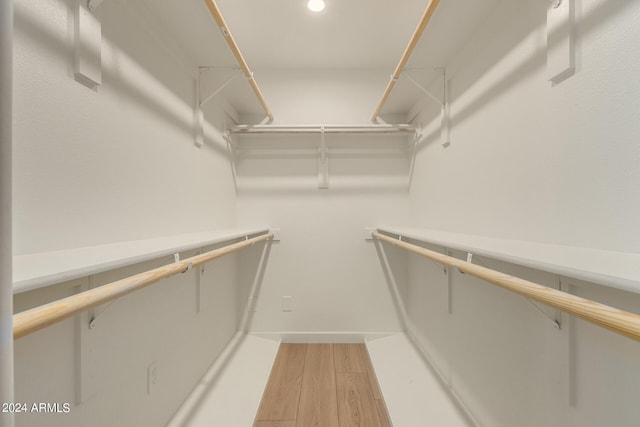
[282, 296, 293, 312]
[147, 361, 158, 395]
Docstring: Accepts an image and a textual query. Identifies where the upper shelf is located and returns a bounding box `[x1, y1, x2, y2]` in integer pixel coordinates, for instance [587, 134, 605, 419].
[229, 124, 417, 135]
[13, 228, 270, 294]
[377, 227, 640, 295]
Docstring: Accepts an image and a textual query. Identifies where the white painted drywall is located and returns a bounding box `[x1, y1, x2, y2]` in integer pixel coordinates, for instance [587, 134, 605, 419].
[403, 0, 640, 426]
[239, 69, 393, 124]
[234, 72, 411, 336]
[409, 0, 640, 253]
[1, 0, 14, 425]
[13, 0, 236, 256]
[399, 245, 640, 427]
[13, 248, 247, 427]
[238, 191, 409, 336]
[11, 0, 243, 426]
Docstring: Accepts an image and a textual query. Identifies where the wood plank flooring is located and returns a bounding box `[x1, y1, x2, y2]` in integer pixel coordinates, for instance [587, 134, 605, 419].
[254, 344, 391, 427]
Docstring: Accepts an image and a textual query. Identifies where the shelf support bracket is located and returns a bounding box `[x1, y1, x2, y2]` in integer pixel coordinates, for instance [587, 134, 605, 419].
[88, 300, 115, 329]
[195, 67, 241, 148]
[444, 248, 453, 314]
[547, 0, 575, 84]
[402, 71, 443, 106]
[75, 0, 102, 88]
[525, 297, 562, 329]
[402, 68, 449, 147]
[318, 126, 329, 189]
[199, 68, 241, 108]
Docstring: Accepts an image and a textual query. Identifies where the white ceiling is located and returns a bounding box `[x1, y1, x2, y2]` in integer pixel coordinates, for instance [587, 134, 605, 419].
[137, 0, 501, 118]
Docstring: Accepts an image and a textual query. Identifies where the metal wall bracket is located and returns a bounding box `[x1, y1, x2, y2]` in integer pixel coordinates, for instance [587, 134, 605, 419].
[444, 249, 453, 314]
[547, 0, 575, 84]
[199, 68, 241, 108]
[525, 297, 561, 329]
[195, 67, 241, 147]
[402, 68, 449, 147]
[318, 126, 329, 189]
[223, 130, 239, 191]
[88, 300, 115, 329]
[75, 0, 102, 88]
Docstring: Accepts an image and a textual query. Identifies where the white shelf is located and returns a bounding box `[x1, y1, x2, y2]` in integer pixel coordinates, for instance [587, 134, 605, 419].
[168, 333, 279, 427]
[377, 227, 640, 295]
[366, 334, 472, 427]
[13, 228, 270, 294]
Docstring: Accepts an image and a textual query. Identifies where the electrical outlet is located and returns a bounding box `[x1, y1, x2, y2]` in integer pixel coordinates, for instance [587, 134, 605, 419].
[147, 361, 158, 395]
[282, 296, 293, 312]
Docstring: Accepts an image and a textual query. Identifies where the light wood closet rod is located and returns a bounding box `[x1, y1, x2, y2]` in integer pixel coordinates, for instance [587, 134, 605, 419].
[373, 231, 640, 342]
[202, 0, 274, 123]
[13, 232, 273, 340]
[371, 0, 441, 122]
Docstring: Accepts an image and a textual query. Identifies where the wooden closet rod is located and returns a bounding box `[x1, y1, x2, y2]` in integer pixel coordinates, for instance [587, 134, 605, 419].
[373, 231, 640, 342]
[202, 0, 274, 123]
[13, 232, 273, 340]
[371, 0, 441, 123]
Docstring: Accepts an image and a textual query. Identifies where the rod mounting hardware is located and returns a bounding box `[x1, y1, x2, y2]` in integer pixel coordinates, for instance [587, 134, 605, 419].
[373, 232, 640, 341]
[318, 126, 329, 189]
[182, 262, 193, 274]
[403, 68, 450, 148]
[402, 70, 444, 107]
[195, 67, 242, 148]
[198, 67, 242, 108]
[88, 300, 115, 329]
[203, 0, 274, 122]
[525, 298, 561, 329]
[371, 0, 441, 122]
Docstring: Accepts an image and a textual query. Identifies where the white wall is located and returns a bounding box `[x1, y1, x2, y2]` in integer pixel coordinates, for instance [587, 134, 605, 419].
[237, 191, 408, 337]
[12, 0, 243, 426]
[13, 0, 237, 255]
[398, 244, 640, 427]
[235, 70, 410, 337]
[13, 248, 250, 427]
[403, 0, 640, 426]
[409, 0, 640, 253]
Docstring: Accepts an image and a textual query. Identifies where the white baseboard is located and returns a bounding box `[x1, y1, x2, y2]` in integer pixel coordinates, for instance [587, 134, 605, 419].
[249, 331, 397, 343]
[403, 325, 482, 427]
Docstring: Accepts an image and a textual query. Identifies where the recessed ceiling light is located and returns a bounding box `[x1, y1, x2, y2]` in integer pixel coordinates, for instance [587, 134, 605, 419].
[307, 0, 325, 12]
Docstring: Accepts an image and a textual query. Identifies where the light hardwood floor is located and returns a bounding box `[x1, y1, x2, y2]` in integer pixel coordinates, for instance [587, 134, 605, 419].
[254, 343, 392, 427]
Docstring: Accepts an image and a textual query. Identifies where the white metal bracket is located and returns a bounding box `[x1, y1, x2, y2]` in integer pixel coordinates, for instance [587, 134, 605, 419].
[318, 126, 329, 189]
[195, 249, 203, 313]
[74, 0, 102, 88]
[270, 228, 282, 241]
[88, 300, 115, 329]
[195, 67, 241, 147]
[402, 68, 449, 147]
[444, 249, 453, 314]
[402, 71, 443, 106]
[199, 68, 241, 108]
[524, 297, 561, 329]
[223, 130, 239, 192]
[547, 0, 575, 84]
